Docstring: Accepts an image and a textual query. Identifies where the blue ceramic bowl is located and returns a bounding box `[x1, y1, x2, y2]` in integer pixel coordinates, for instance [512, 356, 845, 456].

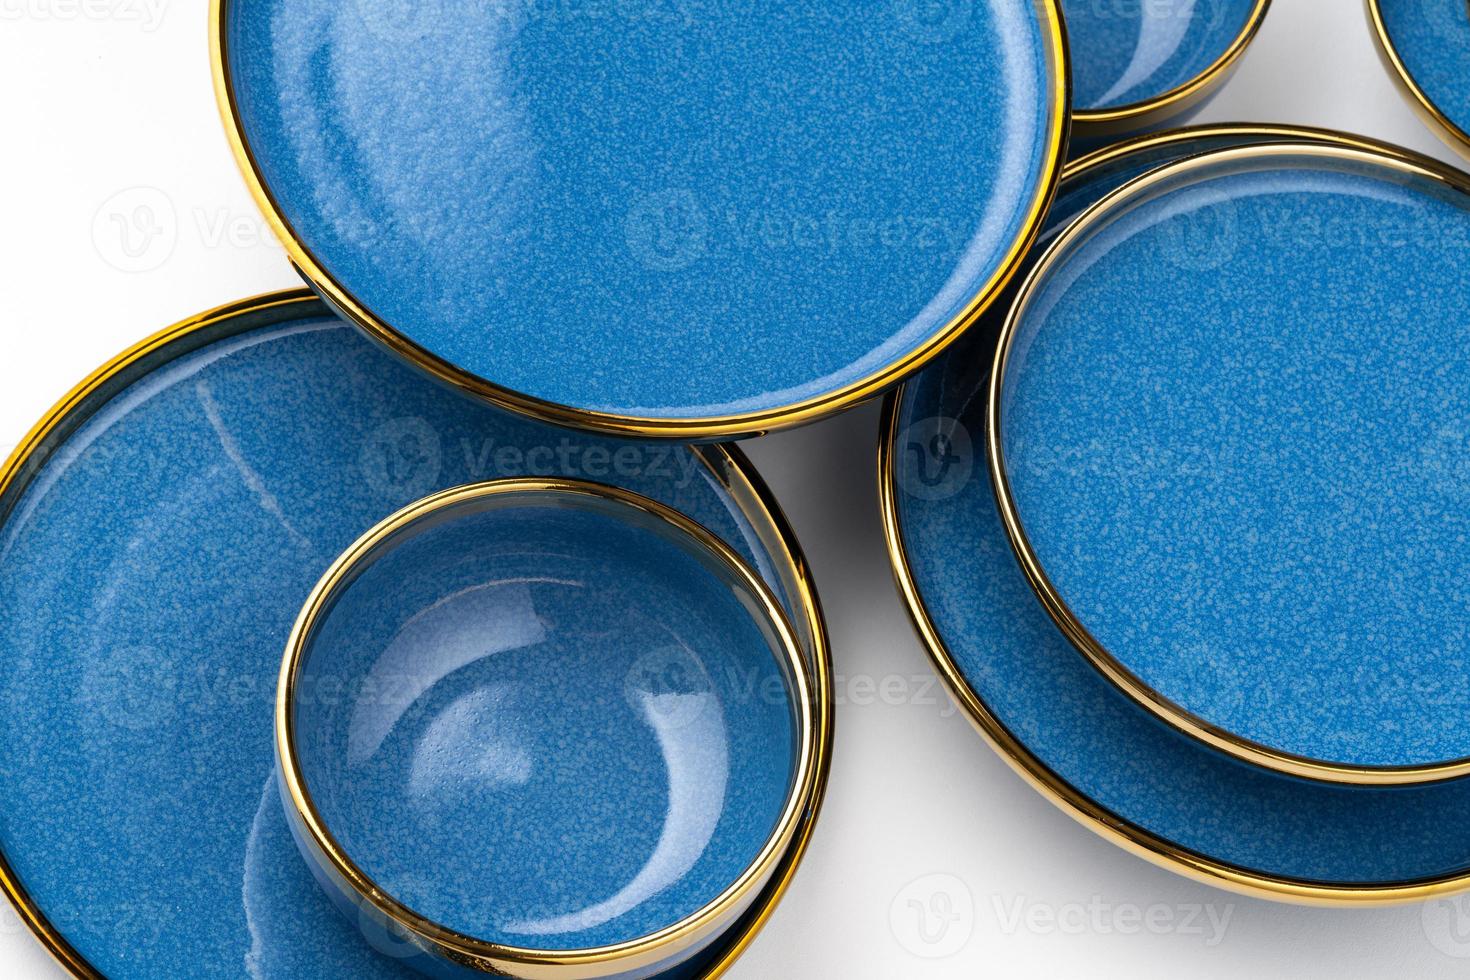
[278, 479, 816, 979]
[989, 141, 1470, 784]
[0, 291, 832, 979]
[212, 0, 1066, 439]
[1063, 0, 1270, 139]
[1370, 0, 1470, 160]
[886, 124, 1470, 902]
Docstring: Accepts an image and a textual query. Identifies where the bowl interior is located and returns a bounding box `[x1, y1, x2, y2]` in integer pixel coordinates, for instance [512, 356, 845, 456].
[289, 487, 802, 952]
[220, 0, 1061, 424]
[996, 146, 1470, 774]
[1062, 0, 1260, 112]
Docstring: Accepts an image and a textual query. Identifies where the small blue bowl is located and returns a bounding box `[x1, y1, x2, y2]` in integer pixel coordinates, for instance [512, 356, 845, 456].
[1370, 0, 1470, 161]
[277, 479, 816, 979]
[1064, 0, 1271, 140]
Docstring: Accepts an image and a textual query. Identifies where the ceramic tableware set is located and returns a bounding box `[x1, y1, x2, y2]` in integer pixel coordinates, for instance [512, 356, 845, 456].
[3, 2, 1470, 978]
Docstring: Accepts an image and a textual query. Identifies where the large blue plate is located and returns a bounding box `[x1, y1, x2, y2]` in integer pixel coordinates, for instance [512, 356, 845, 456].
[212, 0, 1066, 439]
[0, 291, 831, 978]
[883, 125, 1470, 900]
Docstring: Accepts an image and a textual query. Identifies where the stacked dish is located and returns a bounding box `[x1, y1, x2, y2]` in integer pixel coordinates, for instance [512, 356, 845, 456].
[884, 124, 1470, 901]
[17, 0, 1470, 977]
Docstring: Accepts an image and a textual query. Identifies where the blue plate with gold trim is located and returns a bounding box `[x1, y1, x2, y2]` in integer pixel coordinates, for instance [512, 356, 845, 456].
[0, 291, 831, 978]
[211, 0, 1067, 439]
[883, 125, 1470, 901]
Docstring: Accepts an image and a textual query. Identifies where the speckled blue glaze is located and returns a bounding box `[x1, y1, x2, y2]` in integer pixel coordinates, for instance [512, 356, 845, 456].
[221, 0, 1060, 423]
[1062, 0, 1258, 111]
[998, 148, 1470, 772]
[1377, 0, 1470, 149]
[0, 298, 812, 979]
[290, 487, 798, 961]
[893, 130, 1470, 886]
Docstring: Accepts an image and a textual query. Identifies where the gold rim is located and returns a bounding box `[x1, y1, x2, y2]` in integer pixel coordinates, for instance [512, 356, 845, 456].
[881, 124, 1470, 904]
[987, 140, 1470, 786]
[278, 478, 819, 978]
[1366, 0, 1470, 162]
[208, 0, 1070, 440]
[1071, 0, 1272, 136]
[0, 290, 834, 979]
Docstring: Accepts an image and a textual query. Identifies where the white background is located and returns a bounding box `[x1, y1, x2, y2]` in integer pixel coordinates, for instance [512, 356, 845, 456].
[2, 0, 1468, 977]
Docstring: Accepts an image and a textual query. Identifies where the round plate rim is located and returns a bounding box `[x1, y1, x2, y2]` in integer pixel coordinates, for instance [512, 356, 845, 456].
[207, 0, 1070, 440]
[0, 289, 835, 979]
[1069, 0, 1273, 134]
[1365, 0, 1470, 163]
[881, 122, 1470, 905]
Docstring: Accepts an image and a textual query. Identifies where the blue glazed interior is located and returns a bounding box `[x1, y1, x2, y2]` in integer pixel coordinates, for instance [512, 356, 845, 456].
[894, 132, 1470, 887]
[1062, 0, 1259, 111]
[0, 305, 807, 979]
[222, 0, 1057, 421]
[1378, 0, 1470, 143]
[293, 490, 798, 950]
[998, 149, 1470, 771]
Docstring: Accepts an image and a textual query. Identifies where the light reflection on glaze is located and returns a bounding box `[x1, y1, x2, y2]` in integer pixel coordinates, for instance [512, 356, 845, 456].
[1062, 0, 1258, 111]
[292, 497, 790, 952]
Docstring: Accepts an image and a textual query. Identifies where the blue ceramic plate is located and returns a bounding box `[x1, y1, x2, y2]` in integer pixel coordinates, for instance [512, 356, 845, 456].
[282, 480, 815, 979]
[212, 0, 1066, 439]
[1063, 0, 1268, 134]
[989, 141, 1470, 783]
[0, 291, 831, 979]
[885, 126, 1470, 899]
[1370, 0, 1470, 159]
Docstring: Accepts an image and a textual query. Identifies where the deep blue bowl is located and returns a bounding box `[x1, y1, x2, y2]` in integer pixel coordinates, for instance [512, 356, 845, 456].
[213, 0, 1066, 438]
[279, 479, 816, 979]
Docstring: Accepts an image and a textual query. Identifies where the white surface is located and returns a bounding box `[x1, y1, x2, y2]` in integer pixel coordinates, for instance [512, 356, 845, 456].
[0, 1, 1466, 977]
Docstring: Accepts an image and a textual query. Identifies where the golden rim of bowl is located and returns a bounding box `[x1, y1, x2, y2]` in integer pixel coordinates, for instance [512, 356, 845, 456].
[277, 477, 821, 978]
[208, 0, 1070, 440]
[1070, 0, 1273, 136]
[0, 290, 833, 979]
[881, 124, 1470, 905]
[1365, 0, 1470, 163]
